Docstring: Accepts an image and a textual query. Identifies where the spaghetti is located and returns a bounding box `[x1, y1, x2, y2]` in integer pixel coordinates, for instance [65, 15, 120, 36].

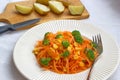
[33, 30, 98, 74]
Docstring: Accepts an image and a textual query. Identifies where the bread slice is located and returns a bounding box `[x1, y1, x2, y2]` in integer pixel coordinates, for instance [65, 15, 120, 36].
[68, 5, 84, 15]
[34, 3, 50, 15]
[49, 1, 65, 14]
[15, 4, 33, 14]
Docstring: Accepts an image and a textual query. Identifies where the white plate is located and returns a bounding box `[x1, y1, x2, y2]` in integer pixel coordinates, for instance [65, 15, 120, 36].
[13, 20, 120, 80]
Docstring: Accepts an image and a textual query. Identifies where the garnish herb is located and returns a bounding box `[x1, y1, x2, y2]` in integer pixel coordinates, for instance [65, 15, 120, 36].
[44, 32, 50, 38]
[86, 49, 95, 61]
[61, 50, 70, 57]
[43, 39, 50, 45]
[62, 40, 70, 48]
[74, 35, 83, 44]
[72, 30, 80, 36]
[91, 42, 98, 48]
[55, 34, 63, 39]
[40, 58, 51, 66]
[72, 30, 83, 44]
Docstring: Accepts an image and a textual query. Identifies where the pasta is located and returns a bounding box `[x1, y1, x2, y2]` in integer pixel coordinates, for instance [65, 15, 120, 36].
[33, 30, 98, 74]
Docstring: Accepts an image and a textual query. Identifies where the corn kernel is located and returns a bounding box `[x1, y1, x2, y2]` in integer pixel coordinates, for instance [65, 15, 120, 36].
[67, 46, 72, 52]
[74, 42, 78, 46]
[63, 67, 67, 72]
[79, 62, 85, 67]
[74, 54, 79, 59]
[75, 47, 82, 50]
[34, 51, 38, 54]
[75, 51, 80, 55]
[70, 44, 73, 47]
[33, 48, 39, 52]
[77, 51, 80, 55]
[57, 39, 62, 43]
[50, 47, 55, 52]
[55, 56, 60, 60]
[53, 44, 58, 49]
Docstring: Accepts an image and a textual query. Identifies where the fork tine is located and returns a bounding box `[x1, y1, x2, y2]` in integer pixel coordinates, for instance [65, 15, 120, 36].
[92, 35, 98, 44]
[92, 34, 103, 53]
[92, 36, 95, 42]
[98, 34, 103, 53]
[95, 35, 98, 44]
[97, 35, 100, 43]
[99, 34, 102, 44]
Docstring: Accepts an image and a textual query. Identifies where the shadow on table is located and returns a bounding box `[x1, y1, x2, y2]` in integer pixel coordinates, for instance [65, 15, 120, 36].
[105, 0, 120, 14]
[9, 54, 27, 80]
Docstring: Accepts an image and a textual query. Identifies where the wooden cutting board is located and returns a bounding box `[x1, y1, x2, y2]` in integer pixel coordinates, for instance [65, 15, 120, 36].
[0, 0, 89, 30]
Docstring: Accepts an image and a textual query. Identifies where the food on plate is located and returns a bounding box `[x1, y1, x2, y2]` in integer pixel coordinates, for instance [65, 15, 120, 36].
[15, 4, 33, 14]
[49, 0, 65, 14]
[36, 0, 49, 5]
[34, 3, 50, 15]
[68, 5, 84, 15]
[33, 30, 98, 74]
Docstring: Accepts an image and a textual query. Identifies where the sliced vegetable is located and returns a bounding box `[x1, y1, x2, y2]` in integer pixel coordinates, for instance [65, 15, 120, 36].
[87, 49, 95, 61]
[40, 58, 51, 66]
[61, 50, 70, 57]
[55, 34, 63, 39]
[43, 39, 50, 45]
[62, 40, 70, 48]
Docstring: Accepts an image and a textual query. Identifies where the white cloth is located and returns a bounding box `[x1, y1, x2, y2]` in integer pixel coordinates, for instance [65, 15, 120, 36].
[0, 0, 120, 80]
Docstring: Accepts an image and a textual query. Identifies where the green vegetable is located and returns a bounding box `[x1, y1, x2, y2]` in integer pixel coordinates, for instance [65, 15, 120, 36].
[44, 32, 50, 38]
[74, 35, 83, 44]
[72, 30, 83, 44]
[40, 58, 51, 66]
[62, 40, 70, 48]
[55, 34, 63, 39]
[72, 30, 80, 36]
[43, 39, 50, 45]
[61, 50, 70, 57]
[87, 49, 95, 61]
[91, 42, 98, 48]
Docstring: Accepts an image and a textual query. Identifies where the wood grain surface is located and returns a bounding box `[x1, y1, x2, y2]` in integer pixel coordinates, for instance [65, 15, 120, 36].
[0, 0, 89, 30]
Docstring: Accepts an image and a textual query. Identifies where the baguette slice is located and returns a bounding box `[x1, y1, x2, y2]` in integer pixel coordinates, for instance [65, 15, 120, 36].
[36, 0, 49, 5]
[15, 4, 33, 14]
[34, 3, 50, 15]
[68, 5, 84, 15]
[49, 1, 65, 14]
[57, 0, 71, 7]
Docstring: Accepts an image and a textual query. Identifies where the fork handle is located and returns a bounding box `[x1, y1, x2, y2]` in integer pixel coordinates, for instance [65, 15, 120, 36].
[86, 60, 96, 80]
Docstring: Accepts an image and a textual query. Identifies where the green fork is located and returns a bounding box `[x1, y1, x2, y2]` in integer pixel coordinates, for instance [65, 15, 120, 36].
[87, 34, 103, 80]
